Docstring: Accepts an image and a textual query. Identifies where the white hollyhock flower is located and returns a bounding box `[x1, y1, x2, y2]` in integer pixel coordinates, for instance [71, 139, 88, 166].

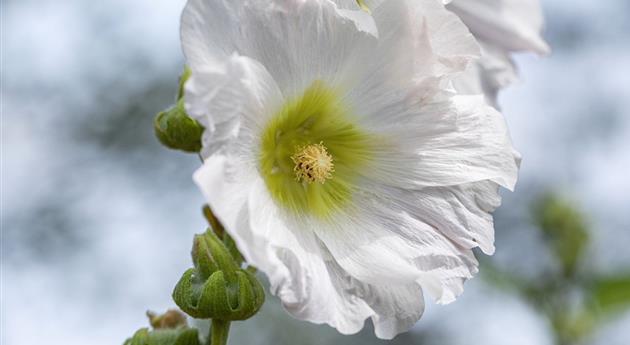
[338, 0, 550, 106]
[183, 0, 518, 339]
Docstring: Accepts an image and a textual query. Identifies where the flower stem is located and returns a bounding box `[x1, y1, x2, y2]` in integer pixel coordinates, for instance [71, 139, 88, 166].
[210, 319, 231, 345]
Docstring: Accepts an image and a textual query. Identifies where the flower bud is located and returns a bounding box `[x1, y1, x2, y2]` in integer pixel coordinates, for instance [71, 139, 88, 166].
[173, 230, 265, 320]
[154, 100, 203, 153]
[202, 205, 245, 267]
[147, 309, 188, 329]
[123, 310, 200, 345]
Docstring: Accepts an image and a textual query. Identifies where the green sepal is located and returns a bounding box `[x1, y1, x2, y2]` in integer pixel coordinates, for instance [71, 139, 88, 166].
[123, 328, 201, 345]
[177, 66, 192, 101]
[173, 230, 265, 320]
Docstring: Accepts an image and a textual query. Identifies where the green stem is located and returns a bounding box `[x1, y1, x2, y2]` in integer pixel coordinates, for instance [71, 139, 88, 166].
[210, 319, 231, 345]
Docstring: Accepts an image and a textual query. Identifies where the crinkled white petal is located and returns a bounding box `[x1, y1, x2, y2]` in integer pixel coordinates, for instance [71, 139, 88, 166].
[334, 0, 547, 105]
[323, 258, 426, 340]
[452, 41, 519, 107]
[336, 0, 480, 79]
[412, 0, 481, 76]
[412, 181, 503, 255]
[361, 94, 519, 190]
[446, 0, 550, 55]
[371, 181, 503, 256]
[307, 187, 480, 304]
[446, 0, 549, 104]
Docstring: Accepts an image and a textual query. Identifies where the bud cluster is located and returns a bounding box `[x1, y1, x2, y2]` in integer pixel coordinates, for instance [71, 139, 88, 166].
[172, 229, 265, 320]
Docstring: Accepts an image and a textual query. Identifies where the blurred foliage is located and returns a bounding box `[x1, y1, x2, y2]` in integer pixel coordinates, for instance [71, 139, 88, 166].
[533, 194, 589, 277]
[482, 192, 630, 345]
[589, 274, 630, 316]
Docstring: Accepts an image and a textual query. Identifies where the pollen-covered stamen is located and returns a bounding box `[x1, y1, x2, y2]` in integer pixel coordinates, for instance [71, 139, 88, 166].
[291, 142, 334, 184]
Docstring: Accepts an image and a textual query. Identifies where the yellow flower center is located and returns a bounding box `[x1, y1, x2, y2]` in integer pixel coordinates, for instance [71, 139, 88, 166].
[291, 142, 335, 184]
[259, 81, 379, 218]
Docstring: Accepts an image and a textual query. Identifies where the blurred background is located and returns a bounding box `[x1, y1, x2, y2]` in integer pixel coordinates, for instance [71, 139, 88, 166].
[2, 0, 629, 344]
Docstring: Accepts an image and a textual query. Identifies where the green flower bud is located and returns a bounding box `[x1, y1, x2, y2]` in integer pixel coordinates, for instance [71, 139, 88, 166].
[123, 310, 200, 345]
[173, 230, 264, 320]
[154, 100, 203, 153]
[202, 205, 245, 267]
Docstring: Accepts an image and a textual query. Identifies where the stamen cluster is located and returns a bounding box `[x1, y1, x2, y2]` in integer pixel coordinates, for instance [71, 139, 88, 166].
[291, 142, 335, 184]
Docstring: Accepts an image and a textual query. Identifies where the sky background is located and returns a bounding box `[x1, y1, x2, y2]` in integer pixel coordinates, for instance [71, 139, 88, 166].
[2, 0, 629, 344]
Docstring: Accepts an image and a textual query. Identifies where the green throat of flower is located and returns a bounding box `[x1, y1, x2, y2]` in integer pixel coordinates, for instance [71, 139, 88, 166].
[259, 81, 376, 218]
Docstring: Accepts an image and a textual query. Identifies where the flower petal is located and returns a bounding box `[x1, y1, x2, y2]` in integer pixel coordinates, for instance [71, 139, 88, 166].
[183, 0, 386, 99]
[336, 0, 480, 81]
[377, 181, 503, 256]
[413, 181, 503, 255]
[446, 0, 550, 55]
[323, 257, 426, 340]
[452, 42, 518, 107]
[362, 94, 519, 190]
[185, 53, 283, 158]
[309, 191, 479, 304]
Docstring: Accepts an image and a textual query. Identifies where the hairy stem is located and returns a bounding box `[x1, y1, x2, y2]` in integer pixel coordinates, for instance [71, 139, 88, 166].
[210, 319, 231, 345]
